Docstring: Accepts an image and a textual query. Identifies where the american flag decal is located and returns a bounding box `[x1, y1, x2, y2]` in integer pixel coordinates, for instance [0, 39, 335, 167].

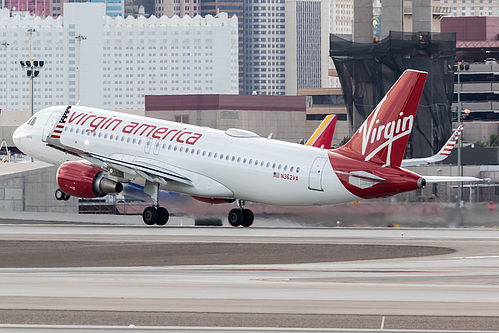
[440, 125, 463, 157]
[273, 172, 280, 178]
[50, 106, 71, 139]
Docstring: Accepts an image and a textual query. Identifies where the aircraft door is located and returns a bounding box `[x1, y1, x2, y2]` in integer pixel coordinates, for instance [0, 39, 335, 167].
[308, 157, 327, 191]
[152, 139, 161, 155]
[42, 111, 62, 142]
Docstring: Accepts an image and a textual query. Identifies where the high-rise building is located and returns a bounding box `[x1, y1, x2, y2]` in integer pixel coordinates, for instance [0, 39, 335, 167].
[285, 0, 330, 94]
[242, 0, 286, 95]
[442, 0, 499, 17]
[50, 0, 125, 18]
[0, 4, 238, 116]
[201, 0, 244, 93]
[155, 0, 200, 18]
[4, 0, 52, 17]
[124, 0, 155, 18]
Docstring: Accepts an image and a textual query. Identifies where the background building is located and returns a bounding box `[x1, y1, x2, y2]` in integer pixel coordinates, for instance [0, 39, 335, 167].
[145, 94, 308, 143]
[201, 0, 244, 93]
[0, 4, 238, 121]
[155, 0, 199, 18]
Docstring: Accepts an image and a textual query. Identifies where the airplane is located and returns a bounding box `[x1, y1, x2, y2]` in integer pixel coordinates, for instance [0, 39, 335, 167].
[401, 124, 464, 167]
[12, 69, 480, 227]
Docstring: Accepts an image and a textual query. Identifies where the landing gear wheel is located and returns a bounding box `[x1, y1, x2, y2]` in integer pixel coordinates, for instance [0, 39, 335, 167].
[143, 207, 158, 225]
[228, 208, 243, 227]
[241, 209, 254, 227]
[63, 193, 71, 201]
[55, 189, 67, 201]
[156, 207, 169, 226]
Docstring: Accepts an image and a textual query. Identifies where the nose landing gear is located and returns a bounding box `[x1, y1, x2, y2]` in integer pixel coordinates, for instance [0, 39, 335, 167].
[228, 200, 254, 227]
[55, 188, 71, 201]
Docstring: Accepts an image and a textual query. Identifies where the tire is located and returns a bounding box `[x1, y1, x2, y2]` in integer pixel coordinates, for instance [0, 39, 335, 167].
[228, 208, 243, 227]
[55, 189, 65, 201]
[63, 193, 71, 201]
[156, 207, 169, 226]
[142, 206, 158, 225]
[241, 209, 254, 227]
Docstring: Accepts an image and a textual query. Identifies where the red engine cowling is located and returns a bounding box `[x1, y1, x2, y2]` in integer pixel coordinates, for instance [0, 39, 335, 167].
[57, 161, 123, 198]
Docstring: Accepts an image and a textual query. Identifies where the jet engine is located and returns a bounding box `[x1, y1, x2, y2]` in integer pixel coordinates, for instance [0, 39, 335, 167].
[57, 161, 123, 198]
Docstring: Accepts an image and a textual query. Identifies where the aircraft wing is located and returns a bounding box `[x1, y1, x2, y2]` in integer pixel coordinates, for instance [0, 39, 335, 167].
[83, 152, 193, 186]
[401, 125, 464, 167]
[44, 106, 193, 186]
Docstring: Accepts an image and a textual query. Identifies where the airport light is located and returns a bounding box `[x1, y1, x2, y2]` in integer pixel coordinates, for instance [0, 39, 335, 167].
[19, 58, 44, 118]
[75, 34, 87, 102]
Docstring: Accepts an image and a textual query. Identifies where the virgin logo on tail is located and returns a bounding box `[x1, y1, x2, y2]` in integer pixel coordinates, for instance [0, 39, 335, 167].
[339, 70, 427, 167]
[359, 103, 414, 165]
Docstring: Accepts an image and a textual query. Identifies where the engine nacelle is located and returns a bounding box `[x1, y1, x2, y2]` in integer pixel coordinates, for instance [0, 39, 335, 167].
[57, 161, 123, 198]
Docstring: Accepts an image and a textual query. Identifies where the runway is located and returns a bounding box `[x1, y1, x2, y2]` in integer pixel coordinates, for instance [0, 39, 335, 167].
[0, 214, 499, 332]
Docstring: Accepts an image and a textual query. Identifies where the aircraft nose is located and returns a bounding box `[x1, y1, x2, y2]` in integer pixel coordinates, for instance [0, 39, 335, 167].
[12, 125, 27, 151]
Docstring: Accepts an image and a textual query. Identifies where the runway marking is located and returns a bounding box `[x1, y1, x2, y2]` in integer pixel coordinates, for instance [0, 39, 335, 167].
[449, 255, 499, 260]
[184, 268, 451, 274]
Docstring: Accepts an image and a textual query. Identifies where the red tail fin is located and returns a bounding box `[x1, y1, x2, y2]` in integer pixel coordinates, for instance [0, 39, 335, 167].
[306, 114, 337, 148]
[338, 70, 427, 167]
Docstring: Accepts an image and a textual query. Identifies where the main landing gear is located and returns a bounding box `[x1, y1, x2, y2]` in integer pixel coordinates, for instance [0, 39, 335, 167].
[55, 188, 71, 201]
[142, 206, 169, 226]
[142, 180, 169, 226]
[228, 200, 254, 227]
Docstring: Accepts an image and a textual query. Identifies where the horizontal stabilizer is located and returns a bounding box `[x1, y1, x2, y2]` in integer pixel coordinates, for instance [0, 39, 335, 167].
[424, 176, 481, 183]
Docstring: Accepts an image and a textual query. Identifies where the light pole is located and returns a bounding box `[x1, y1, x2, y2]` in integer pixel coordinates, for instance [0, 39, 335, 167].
[75, 34, 87, 103]
[27, 28, 35, 59]
[455, 61, 469, 209]
[456, 67, 462, 209]
[1, 42, 9, 112]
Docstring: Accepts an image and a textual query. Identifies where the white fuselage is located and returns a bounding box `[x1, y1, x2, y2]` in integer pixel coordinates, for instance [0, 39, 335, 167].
[13, 105, 360, 206]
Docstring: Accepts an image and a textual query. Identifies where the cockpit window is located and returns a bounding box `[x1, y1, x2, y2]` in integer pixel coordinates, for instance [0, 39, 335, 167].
[27, 116, 37, 126]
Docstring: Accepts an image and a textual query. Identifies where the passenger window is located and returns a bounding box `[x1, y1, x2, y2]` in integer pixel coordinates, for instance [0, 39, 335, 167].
[296, 167, 300, 173]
